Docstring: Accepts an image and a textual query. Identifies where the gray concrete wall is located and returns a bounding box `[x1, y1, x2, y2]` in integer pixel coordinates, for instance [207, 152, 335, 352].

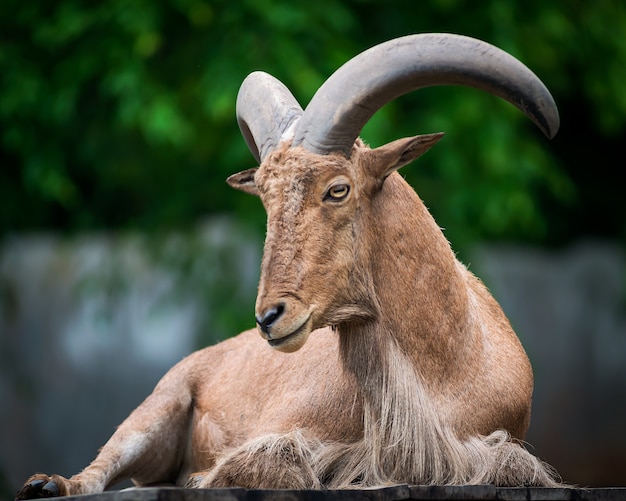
[1, 223, 624, 493]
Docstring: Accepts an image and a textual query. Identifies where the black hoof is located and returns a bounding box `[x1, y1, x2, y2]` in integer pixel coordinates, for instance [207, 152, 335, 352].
[15, 477, 61, 500]
[42, 481, 60, 497]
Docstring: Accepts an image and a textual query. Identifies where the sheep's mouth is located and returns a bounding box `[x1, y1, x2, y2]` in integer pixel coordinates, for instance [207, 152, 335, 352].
[267, 317, 311, 351]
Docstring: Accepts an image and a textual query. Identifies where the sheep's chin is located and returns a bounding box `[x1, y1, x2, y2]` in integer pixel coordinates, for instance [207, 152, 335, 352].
[267, 324, 311, 353]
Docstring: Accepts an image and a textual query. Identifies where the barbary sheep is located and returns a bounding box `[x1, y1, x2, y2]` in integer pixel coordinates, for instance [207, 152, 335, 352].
[16, 33, 561, 499]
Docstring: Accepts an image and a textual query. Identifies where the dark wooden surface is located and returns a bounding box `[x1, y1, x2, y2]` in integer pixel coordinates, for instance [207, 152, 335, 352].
[37, 486, 626, 501]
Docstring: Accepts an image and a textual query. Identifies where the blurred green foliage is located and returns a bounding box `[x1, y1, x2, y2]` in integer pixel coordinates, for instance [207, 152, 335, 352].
[1, 0, 625, 250]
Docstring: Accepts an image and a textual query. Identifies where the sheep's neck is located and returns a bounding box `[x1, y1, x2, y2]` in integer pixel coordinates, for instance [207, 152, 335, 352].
[340, 173, 477, 395]
[333, 174, 482, 483]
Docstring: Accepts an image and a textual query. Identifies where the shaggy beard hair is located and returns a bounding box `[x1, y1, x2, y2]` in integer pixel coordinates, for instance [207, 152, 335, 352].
[314, 340, 561, 488]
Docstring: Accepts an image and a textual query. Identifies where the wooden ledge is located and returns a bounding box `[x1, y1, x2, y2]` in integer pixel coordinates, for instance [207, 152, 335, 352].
[51, 485, 626, 501]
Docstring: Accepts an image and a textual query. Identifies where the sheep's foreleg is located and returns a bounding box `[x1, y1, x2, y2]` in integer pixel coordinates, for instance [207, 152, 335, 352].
[15, 385, 193, 498]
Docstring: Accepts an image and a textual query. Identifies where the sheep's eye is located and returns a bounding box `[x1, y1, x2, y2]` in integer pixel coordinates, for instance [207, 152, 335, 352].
[325, 184, 350, 201]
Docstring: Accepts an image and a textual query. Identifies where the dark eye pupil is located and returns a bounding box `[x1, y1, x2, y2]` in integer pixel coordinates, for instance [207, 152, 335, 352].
[330, 185, 349, 198]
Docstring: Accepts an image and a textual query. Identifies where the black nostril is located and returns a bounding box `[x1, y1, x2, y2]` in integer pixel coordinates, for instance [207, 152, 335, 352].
[255, 304, 285, 334]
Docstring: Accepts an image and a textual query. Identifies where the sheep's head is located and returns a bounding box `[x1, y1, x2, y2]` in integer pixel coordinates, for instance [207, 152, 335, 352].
[229, 134, 443, 352]
[229, 33, 559, 353]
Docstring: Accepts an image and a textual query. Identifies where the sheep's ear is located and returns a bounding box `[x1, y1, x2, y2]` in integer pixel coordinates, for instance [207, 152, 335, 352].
[369, 132, 444, 179]
[227, 168, 259, 196]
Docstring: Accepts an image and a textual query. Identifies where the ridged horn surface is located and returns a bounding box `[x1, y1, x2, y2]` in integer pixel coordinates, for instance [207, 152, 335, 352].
[292, 33, 559, 157]
[236, 71, 303, 163]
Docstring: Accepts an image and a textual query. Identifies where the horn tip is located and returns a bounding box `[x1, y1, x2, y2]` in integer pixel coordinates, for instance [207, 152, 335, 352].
[539, 109, 560, 140]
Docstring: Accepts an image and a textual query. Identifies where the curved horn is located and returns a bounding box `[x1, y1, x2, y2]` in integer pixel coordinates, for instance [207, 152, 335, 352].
[292, 33, 559, 157]
[236, 71, 303, 163]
